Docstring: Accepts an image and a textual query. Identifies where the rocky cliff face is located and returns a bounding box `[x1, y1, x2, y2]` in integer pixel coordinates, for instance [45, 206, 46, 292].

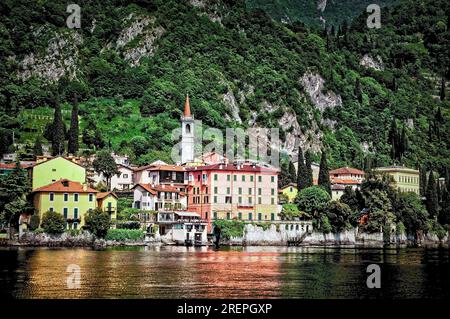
[110, 14, 165, 67]
[18, 30, 83, 82]
[301, 72, 342, 113]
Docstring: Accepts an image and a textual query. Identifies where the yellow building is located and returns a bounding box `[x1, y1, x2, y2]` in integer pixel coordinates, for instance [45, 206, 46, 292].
[30, 156, 86, 190]
[375, 166, 420, 195]
[96, 192, 118, 222]
[279, 183, 298, 203]
[32, 179, 99, 230]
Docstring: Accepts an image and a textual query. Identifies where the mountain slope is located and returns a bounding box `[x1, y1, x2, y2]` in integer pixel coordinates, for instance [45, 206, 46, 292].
[0, 0, 448, 173]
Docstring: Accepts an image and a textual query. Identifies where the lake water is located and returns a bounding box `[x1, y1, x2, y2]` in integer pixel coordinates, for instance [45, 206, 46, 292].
[0, 246, 449, 299]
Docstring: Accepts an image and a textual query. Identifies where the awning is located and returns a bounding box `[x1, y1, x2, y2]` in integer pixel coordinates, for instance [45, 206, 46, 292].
[175, 212, 200, 218]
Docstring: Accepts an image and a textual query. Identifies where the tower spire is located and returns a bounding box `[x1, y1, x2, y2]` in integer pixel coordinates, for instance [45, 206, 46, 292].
[183, 94, 191, 118]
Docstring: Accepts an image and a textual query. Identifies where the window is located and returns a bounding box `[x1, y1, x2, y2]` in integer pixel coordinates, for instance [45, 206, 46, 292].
[258, 188, 262, 195]
[123, 174, 128, 179]
[238, 197, 242, 204]
[258, 213, 262, 221]
[242, 175, 245, 182]
[52, 168, 56, 172]
[249, 197, 252, 204]
[271, 198, 275, 205]
[233, 175, 237, 181]
[225, 196, 232, 204]
[74, 193, 79, 202]
[238, 212, 242, 219]
[73, 222, 78, 230]
[250, 175, 254, 182]
[227, 187, 230, 194]
[249, 213, 253, 220]
[213, 212, 217, 219]
[271, 188, 275, 196]
[63, 208, 68, 219]
[248, 188, 252, 195]
[227, 175, 230, 181]
[49, 193, 54, 202]
[214, 187, 218, 194]
[258, 197, 262, 204]
[89, 193, 94, 202]
[185, 124, 191, 134]
[238, 187, 242, 195]
[271, 213, 275, 221]
[290, 187, 293, 192]
[214, 196, 218, 203]
[202, 173, 207, 181]
[214, 174, 218, 181]
[258, 176, 262, 182]
[64, 193, 69, 202]
[226, 213, 231, 220]
[74, 208, 79, 219]
[271, 176, 275, 183]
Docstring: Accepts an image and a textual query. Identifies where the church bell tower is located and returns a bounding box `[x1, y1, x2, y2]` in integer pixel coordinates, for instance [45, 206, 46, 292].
[181, 95, 194, 163]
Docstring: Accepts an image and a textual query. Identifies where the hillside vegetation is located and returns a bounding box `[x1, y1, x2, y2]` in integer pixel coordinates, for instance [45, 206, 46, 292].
[0, 0, 448, 174]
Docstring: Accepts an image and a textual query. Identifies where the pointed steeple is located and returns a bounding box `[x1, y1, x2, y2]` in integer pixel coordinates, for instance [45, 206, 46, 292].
[183, 94, 191, 118]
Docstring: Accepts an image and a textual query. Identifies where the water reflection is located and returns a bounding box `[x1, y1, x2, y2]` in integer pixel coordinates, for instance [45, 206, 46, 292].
[0, 246, 448, 299]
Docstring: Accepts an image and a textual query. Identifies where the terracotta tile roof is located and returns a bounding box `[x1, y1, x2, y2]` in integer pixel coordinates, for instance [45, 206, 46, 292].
[186, 163, 279, 173]
[134, 164, 185, 172]
[133, 183, 184, 195]
[280, 183, 297, 190]
[331, 179, 362, 185]
[184, 95, 191, 117]
[32, 179, 98, 193]
[329, 167, 365, 175]
[96, 191, 118, 200]
[0, 162, 33, 170]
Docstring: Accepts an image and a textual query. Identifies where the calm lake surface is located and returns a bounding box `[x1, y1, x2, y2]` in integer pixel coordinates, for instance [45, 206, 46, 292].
[0, 246, 449, 299]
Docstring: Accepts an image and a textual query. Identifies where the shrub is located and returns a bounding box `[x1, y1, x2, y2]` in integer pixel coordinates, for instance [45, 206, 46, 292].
[29, 214, 40, 231]
[33, 228, 45, 234]
[105, 229, 144, 241]
[84, 208, 111, 238]
[213, 220, 245, 239]
[117, 221, 141, 229]
[41, 211, 66, 234]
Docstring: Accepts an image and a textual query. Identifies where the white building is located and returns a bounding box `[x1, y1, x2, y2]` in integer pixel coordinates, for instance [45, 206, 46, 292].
[132, 184, 187, 211]
[110, 164, 134, 191]
[180, 95, 194, 164]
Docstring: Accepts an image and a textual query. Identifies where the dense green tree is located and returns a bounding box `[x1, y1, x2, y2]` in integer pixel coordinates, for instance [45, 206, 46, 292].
[425, 171, 439, 219]
[362, 189, 395, 233]
[41, 211, 66, 234]
[50, 93, 65, 156]
[93, 150, 119, 191]
[325, 200, 352, 233]
[440, 77, 446, 101]
[438, 187, 450, 226]
[67, 94, 80, 155]
[33, 135, 43, 158]
[82, 119, 105, 150]
[395, 192, 429, 238]
[318, 150, 331, 195]
[288, 161, 297, 184]
[84, 207, 111, 238]
[419, 166, 428, 197]
[295, 186, 330, 229]
[340, 186, 361, 212]
[296, 146, 308, 191]
[278, 161, 291, 188]
[304, 150, 313, 188]
[0, 161, 32, 233]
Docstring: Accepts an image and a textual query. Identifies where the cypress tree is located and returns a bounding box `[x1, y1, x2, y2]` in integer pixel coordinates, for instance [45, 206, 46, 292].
[440, 77, 445, 101]
[318, 150, 331, 195]
[304, 150, 313, 188]
[296, 146, 308, 191]
[419, 166, 427, 197]
[51, 93, 65, 156]
[288, 161, 297, 184]
[355, 78, 363, 103]
[68, 94, 79, 155]
[33, 135, 43, 158]
[425, 171, 439, 219]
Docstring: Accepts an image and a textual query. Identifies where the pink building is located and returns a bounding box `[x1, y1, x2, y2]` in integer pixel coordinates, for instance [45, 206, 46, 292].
[185, 163, 280, 228]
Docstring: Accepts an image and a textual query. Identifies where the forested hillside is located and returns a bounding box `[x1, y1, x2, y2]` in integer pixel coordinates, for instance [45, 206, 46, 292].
[247, 0, 397, 28]
[0, 0, 448, 174]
